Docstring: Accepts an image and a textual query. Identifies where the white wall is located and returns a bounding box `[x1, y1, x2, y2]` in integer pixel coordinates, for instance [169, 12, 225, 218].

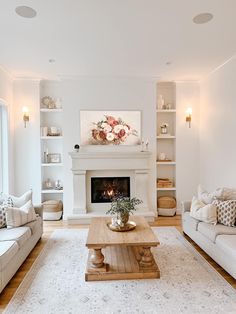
[60, 78, 157, 217]
[13, 79, 41, 204]
[176, 82, 200, 203]
[200, 58, 236, 190]
[0, 67, 14, 193]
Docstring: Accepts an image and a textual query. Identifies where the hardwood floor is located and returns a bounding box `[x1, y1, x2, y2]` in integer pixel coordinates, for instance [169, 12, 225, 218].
[0, 215, 235, 312]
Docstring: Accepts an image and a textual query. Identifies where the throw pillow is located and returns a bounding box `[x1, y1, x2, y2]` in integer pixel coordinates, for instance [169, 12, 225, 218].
[0, 196, 13, 228]
[197, 185, 224, 204]
[213, 200, 236, 227]
[190, 196, 217, 224]
[10, 190, 32, 207]
[5, 200, 36, 228]
[222, 187, 236, 201]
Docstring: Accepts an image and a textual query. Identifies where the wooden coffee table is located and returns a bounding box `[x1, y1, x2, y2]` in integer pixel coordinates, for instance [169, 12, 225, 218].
[85, 216, 160, 281]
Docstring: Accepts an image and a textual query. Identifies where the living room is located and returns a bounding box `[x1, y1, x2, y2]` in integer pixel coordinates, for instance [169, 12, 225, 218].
[1, 1, 236, 313]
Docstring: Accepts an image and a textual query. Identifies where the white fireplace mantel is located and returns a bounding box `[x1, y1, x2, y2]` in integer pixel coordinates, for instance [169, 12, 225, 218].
[68, 151, 155, 224]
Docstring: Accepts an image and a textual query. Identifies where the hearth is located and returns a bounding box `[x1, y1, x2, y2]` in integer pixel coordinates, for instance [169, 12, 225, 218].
[91, 177, 130, 203]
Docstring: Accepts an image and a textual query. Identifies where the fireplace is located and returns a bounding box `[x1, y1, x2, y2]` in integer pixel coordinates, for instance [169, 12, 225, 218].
[91, 177, 130, 203]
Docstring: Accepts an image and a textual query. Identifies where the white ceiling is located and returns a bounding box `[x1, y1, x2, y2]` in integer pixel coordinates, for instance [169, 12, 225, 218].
[0, 0, 236, 80]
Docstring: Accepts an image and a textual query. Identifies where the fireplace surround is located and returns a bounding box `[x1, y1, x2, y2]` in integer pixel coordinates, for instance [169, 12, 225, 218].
[69, 151, 155, 223]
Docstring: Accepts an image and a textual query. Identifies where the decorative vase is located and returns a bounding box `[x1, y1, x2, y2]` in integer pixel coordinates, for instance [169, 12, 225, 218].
[161, 127, 168, 134]
[116, 212, 129, 227]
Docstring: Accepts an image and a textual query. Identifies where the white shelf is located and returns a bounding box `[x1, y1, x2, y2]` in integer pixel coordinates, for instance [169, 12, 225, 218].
[40, 108, 63, 112]
[156, 161, 176, 165]
[157, 187, 176, 191]
[41, 163, 63, 167]
[41, 189, 63, 194]
[156, 109, 176, 113]
[156, 135, 176, 139]
[41, 136, 63, 140]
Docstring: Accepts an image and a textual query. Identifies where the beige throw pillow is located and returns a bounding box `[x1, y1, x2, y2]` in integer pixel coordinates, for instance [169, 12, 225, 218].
[5, 200, 36, 228]
[190, 196, 217, 224]
[10, 190, 32, 207]
[197, 185, 224, 204]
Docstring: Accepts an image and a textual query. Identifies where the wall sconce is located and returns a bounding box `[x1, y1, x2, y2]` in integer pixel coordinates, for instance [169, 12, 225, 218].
[22, 106, 29, 128]
[186, 107, 192, 128]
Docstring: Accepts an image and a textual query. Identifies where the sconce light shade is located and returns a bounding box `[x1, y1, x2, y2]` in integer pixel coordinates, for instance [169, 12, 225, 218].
[186, 107, 192, 128]
[22, 106, 29, 128]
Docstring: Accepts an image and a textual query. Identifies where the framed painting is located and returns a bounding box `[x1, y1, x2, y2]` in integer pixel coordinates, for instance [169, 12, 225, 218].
[80, 111, 141, 145]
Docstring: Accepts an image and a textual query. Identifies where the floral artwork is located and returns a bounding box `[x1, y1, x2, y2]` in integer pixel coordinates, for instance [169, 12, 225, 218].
[80, 111, 141, 145]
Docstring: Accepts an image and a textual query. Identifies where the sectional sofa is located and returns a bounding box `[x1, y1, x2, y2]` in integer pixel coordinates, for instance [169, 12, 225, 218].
[0, 206, 43, 293]
[182, 201, 236, 279]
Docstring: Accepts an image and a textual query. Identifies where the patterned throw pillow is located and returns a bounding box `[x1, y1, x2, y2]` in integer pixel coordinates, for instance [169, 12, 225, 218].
[213, 200, 236, 227]
[0, 197, 13, 228]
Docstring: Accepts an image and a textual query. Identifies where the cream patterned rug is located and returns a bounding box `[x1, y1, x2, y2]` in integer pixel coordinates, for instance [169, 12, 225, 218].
[4, 227, 236, 314]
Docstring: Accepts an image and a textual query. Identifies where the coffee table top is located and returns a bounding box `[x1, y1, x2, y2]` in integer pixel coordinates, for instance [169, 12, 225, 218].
[86, 216, 159, 248]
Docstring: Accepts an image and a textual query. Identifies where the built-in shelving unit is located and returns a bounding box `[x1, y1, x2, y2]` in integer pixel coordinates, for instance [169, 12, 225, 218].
[156, 82, 177, 216]
[40, 82, 64, 207]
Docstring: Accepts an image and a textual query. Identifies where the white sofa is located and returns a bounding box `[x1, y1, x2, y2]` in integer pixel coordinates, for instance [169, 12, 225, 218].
[182, 201, 236, 279]
[0, 206, 43, 293]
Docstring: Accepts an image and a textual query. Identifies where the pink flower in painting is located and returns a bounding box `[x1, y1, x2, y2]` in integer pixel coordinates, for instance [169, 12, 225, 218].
[90, 115, 137, 145]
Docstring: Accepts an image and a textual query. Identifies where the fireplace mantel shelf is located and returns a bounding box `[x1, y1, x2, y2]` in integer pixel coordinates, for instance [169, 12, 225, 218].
[69, 151, 151, 159]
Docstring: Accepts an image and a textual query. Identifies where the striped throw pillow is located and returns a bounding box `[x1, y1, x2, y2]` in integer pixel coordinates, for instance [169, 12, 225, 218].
[5, 200, 36, 228]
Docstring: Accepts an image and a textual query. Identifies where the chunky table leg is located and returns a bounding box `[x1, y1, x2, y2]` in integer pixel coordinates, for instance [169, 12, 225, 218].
[139, 246, 154, 268]
[90, 248, 104, 268]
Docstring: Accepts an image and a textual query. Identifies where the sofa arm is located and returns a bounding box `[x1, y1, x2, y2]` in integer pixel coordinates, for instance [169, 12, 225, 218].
[34, 205, 43, 218]
[181, 201, 191, 213]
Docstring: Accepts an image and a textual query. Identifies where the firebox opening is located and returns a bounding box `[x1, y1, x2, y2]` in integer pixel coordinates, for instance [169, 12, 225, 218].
[91, 177, 130, 203]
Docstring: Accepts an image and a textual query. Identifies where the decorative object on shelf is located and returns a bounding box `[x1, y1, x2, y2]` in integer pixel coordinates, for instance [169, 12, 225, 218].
[157, 178, 173, 188]
[157, 196, 176, 209]
[43, 148, 49, 163]
[157, 94, 165, 109]
[158, 152, 166, 161]
[22, 106, 29, 128]
[55, 98, 62, 109]
[140, 139, 145, 152]
[145, 139, 149, 151]
[186, 107, 192, 128]
[44, 178, 53, 189]
[42, 200, 63, 221]
[166, 103, 172, 110]
[74, 144, 80, 152]
[41, 96, 56, 109]
[160, 123, 169, 134]
[55, 180, 63, 190]
[80, 111, 141, 146]
[106, 196, 142, 231]
[47, 153, 61, 163]
[48, 127, 61, 136]
[41, 127, 48, 137]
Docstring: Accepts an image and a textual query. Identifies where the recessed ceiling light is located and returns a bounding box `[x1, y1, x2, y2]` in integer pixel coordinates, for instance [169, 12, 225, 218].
[49, 59, 55, 63]
[193, 13, 213, 24]
[15, 6, 37, 18]
[166, 61, 172, 66]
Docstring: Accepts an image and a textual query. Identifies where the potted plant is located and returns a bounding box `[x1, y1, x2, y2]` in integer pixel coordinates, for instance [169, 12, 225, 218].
[106, 196, 143, 227]
[160, 123, 168, 134]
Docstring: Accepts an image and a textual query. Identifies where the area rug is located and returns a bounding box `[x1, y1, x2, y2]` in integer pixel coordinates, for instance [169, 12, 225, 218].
[4, 227, 236, 314]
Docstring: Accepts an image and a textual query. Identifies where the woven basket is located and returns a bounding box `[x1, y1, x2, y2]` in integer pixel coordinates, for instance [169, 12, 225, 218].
[157, 196, 176, 209]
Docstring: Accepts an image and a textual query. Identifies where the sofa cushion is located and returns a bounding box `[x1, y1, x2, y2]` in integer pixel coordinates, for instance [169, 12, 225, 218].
[213, 200, 236, 227]
[0, 240, 19, 271]
[24, 216, 42, 234]
[197, 222, 236, 243]
[198, 185, 224, 204]
[190, 196, 217, 224]
[0, 227, 31, 248]
[5, 200, 37, 228]
[216, 235, 236, 260]
[182, 211, 200, 231]
[10, 190, 32, 207]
